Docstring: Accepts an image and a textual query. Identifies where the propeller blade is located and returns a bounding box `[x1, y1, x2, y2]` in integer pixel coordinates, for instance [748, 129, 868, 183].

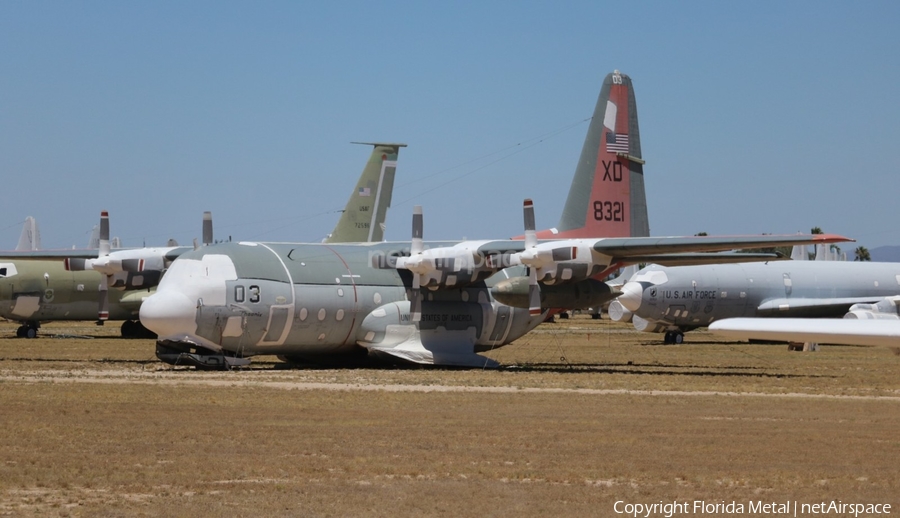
[410, 205, 423, 256]
[202, 211, 213, 246]
[98, 211, 110, 257]
[523, 199, 536, 249]
[527, 267, 541, 316]
[64, 258, 89, 271]
[410, 274, 422, 322]
[98, 275, 111, 322]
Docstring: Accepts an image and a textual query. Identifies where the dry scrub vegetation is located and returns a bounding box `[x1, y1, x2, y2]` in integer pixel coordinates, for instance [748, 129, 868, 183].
[0, 316, 898, 516]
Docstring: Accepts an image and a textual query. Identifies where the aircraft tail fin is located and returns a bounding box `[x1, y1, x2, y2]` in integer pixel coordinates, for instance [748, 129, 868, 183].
[88, 224, 100, 249]
[324, 142, 407, 243]
[539, 70, 648, 239]
[16, 216, 41, 251]
[608, 264, 639, 288]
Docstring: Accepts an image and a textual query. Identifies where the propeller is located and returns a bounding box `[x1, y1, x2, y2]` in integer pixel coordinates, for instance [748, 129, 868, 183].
[195, 211, 214, 249]
[63, 211, 116, 323]
[65, 210, 214, 323]
[522, 200, 541, 316]
[395, 206, 427, 321]
[509, 200, 577, 289]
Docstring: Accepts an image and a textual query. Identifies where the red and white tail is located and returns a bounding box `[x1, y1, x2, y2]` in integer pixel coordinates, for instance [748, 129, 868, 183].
[536, 70, 648, 240]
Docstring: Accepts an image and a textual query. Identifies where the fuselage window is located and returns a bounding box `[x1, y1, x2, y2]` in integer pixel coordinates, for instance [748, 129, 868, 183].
[235, 285, 245, 303]
[0, 267, 5, 277]
[249, 285, 260, 303]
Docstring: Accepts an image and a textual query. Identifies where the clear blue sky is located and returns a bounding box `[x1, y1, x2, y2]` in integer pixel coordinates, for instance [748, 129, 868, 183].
[2, 1, 898, 251]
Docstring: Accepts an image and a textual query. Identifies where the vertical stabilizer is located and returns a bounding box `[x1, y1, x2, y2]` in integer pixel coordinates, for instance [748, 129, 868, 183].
[88, 225, 100, 249]
[539, 70, 648, 239]
[790, 244, 808, 261]
[325, 142, 407, 243]
[16, 216, 41, 251]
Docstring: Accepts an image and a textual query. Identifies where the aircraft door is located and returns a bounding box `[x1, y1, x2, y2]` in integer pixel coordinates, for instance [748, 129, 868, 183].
[664, 304, 687, 324]
[260, 305, 292, 344]
[196, 306, 230, 345]
[488, 305, 511, 342]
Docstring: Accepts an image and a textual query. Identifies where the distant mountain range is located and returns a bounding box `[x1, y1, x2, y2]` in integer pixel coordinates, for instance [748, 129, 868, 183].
[870, 246, 900, 262]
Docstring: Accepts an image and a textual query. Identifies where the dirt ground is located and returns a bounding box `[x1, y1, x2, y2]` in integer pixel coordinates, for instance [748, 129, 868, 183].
[0, 316, 898, 517]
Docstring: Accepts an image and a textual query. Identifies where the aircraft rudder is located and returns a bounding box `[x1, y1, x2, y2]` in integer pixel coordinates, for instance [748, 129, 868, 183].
[554, 70, 648, 239]
[325, 142, 406, 243]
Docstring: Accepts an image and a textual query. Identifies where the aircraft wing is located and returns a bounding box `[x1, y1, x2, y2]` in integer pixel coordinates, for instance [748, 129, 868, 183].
[621, 252, 784, 266]
[592, 233, 849, 257]
[755, 297, 888, 318]
[0, 249, 103, 260]
[0, 246, 192, 261]
[709, 318, 900, 347]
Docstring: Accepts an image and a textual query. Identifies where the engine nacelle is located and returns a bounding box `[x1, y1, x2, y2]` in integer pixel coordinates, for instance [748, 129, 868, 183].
[489, 277, 617, 310]
[375, 243, 497, 290]
[607, 300, 633, 323]
[844, 297, 900, 320]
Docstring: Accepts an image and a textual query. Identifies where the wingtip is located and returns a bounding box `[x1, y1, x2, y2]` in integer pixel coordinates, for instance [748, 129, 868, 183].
[816, 233, 855, 243]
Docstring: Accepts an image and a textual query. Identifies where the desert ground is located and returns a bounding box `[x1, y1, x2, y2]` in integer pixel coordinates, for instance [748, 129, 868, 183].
[1, 315, 898, 517]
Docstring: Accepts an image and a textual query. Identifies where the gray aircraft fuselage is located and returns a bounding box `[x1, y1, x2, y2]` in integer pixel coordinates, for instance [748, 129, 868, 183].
[619, 261, 900, 339]
[140, 241, 544, 366]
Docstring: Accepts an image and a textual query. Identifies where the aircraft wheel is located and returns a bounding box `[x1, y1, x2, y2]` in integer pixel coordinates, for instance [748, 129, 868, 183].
[674, 332, 684, 344]
[591, 313, 602, 320]
[121, 320, 134, 338]
[25, 327, 37, 339]
[16, 326, 26, 338]
[663, 331, 672, 344]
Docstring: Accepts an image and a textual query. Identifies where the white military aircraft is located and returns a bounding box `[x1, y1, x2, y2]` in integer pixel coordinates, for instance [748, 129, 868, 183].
[611, 258, 900, 344]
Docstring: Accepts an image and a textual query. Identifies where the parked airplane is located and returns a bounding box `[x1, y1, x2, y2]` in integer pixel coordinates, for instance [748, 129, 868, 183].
[0, 143, 404, 338]
[614, 260, 900, 343]
[133, 71, 848, 368]
[139, 196, 847, 368]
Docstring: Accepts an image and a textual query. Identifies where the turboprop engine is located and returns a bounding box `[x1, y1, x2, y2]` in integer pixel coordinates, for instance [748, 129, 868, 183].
[490, 275, 618, 310]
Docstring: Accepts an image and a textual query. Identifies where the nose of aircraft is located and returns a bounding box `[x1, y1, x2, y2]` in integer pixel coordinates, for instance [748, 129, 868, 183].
[618, 281, 645, 312]
[139, 289, 197, 338]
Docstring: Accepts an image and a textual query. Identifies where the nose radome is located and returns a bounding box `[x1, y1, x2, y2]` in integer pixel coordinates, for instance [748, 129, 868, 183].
[139, 289, 197, 339]
[618, 281, 645, 312]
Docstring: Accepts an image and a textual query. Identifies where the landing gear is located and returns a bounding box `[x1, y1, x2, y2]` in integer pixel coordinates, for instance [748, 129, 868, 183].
[120, 320, 156, 339]
[15, 323, 39, 339]
[663, 331, 684, 344]
[155, 340, 250, 370]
